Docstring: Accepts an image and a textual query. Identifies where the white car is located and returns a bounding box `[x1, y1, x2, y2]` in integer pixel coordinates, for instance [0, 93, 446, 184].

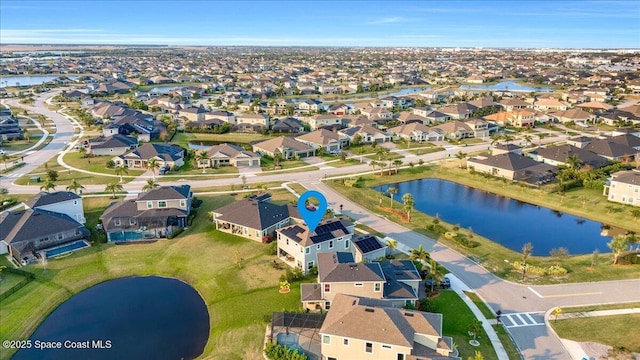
[0, 148, 5, 155]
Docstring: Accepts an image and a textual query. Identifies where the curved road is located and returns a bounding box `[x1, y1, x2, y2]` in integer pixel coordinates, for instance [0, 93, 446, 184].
[4, 90, 639, 359]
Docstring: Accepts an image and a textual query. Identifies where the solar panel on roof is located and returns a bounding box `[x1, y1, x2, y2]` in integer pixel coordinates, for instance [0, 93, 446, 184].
[354, 235, 383, 253]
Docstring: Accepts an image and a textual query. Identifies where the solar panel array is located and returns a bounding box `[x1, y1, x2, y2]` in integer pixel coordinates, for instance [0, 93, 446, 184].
[354, 235, 383, 253]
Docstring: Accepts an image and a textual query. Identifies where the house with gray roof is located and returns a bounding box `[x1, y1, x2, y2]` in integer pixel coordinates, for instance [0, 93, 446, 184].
[88, 134, 138, 156]
[113, 143, 185, 170]
[277, 217, 355, 274]
[603, 170, 640, 207]
[0, 108, 22, 140]
[24, 191, 86, 224]
[211, 193, 301, 243]
[296, 129, 349, 152]
[352, 233, 387, 262]
[252, 136, 315, 159]
[584, 138, 637, 161]
[339, 125, 391, 144]
[467, 152, 558, 184]
[301, 252, 421, 312]
[100, 185, 192, 241]
[319, 294, 456, 360]
[529, 144, 611, 169]
[197, 143, 261, 168]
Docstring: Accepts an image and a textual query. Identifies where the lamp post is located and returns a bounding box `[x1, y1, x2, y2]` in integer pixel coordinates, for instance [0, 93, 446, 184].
[339, 204, 343, 214]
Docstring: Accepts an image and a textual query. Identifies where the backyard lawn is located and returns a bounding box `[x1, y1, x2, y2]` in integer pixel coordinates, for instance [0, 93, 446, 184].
[172, 132, 268, 148]
[0, 193, 308, 360]
[63, 151, 144, 177]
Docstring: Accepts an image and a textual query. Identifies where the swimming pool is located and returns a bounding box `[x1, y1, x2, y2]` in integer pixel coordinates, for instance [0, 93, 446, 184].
[44, 240, 90, 258]
[276, 333, 306, 355]
[108, 231, 145, 242]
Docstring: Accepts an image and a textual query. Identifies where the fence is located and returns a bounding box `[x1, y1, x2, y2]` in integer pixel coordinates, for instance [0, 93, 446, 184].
[0, 268, 35, 301]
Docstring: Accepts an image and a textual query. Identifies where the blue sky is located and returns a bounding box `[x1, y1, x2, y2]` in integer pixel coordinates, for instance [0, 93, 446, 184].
[1, 1, 639, 48]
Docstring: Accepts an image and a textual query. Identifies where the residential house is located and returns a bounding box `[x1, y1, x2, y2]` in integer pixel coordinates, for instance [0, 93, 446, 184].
[491, 143, 523, 156]
[467, 153, 557, 183]
[276, 217, 355, 274]
[412, 107, 432, 118]
[465, 118, 490, 138]
[198, 143, 261, 168]
[0, 115, 22, 140]
[551, 108, 596, 124]
[271, 117, 306, 133]
[297, 99, 323, 114]
[584, 138, 637, 161]
[339, 125, 391, 144]
[397, 111, 429, 125]
[211, 193, 300, 243]
[100, 185, 192, 241]
[236, 112, 270, 132]
[533, 98, 569, 111]
[499, 98, 531, 111]
[389, 123, 445, 142]
[252, 136, 315, 159]
[484, 110, 536, 128]
[178, 106, 208, 122]
[318, 294, 456, 360]
[529, 144, 611, 169]
[328, 103, 350, 116]
[296, 129, 349, 153]
[431, 121, 474, 140]
[205, 110, 236, 125]
[603, 170, 640, 207]
[308, 114, 344, 130]
[301, 252, 421, 312]
[361, 107, 394, 120]
[352, 234, 388, 262]
[113, 143, 185, 170]
[24, 191, 86, 224]
[438, 103, 477, 120]
[424, 110, 451, 123]
[87, 134, 138, 156]
[0, 209, 90, 265]
[597, 109, 640, 126]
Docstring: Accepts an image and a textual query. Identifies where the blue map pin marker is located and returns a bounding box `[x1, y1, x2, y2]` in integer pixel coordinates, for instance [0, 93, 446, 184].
[297, 190, 328, 233]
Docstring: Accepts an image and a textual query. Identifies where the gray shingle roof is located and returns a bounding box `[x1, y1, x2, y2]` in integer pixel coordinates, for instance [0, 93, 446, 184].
[317, 252, 385, 283]
[533, 144, 611, 169]
[24, 191, 81, 209]
[0, 209, 84, 246]
[213, 197, 293, 230]
[137, 185, 191, 201]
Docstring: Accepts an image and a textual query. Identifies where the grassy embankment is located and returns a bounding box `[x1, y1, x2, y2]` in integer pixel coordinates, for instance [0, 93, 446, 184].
[327, 162, 640, 284]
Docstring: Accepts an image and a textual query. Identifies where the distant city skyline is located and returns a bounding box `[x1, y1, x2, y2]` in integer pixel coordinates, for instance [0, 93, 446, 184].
[1, 0, 639, 48]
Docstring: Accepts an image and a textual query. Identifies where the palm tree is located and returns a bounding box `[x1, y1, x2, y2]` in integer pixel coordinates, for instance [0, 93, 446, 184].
[523, 134, 533, 147]
[105, 181, 123, 199]
[273, 153, 282, 169]
[392, 159, 403, 174]
[425, 259, 445, 293]
[65, 179, 84, 194]
[78, 146, 87, 159]
[375, 147, 388, 161]
[23, 128, 31, 143]
[146, 158, 160, 180]
[387, 186, 398, 208]
[142, 179, 159, 192]
[114, 163, 129, 182]
[608, 235, 630, 265]
[536, 133, 548, 146]
[502, 134, 515, 143]
[369, 160, 379, 175]
[0, 153, 8, 170]
[386, 238, 397, 256]
[40, 180, 56, 193]
[521, 242, 533, 280]
[490, 133, 502, 146]
[565, 154, 583, 170]
[194, 151, 209, 173]
[455, 151, 467, 168]
[410, 244, 430, 264]
[402, 193, 415, 221]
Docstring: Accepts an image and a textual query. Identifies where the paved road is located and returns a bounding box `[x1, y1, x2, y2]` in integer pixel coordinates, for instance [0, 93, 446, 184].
[4, 90, 639, 359]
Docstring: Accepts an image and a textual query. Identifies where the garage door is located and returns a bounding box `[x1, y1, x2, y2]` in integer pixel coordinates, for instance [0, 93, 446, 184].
[236, 160, 250, 167]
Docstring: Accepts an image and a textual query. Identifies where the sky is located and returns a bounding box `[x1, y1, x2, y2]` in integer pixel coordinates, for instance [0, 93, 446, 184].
[1, 1, 639, 48]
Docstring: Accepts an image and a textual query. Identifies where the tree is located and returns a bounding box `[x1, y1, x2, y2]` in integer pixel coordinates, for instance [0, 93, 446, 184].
[105, 181, 123, 199]
[392, 159, 403, 174]
[23, 128, 31, 143]
[274, 153, 282, 169]
[386, 238, 397, 255]
[375, 147, 388, 161]
[40, 180, 56, 193]
[0, 153, 8, 169]
[523, 134, 533, 146]
[142, 179, 159, 192]
[403, 193, 415, 221]
[78, 146, 87, 159]
[455, 151, 467, 168]
[46, 169, 58, 182]
[521, 242, 533, 280]
[114, 163, 129, 183]
[195, 151, 209, 173]
[410, 244, 430, 264]
[387, 187, 398, 208]
[146, 158, 160, 180]
[369, 160, 379, 175]
[468, 351, 485, 360]
[565, 154, 583, 170]
[468, 320, 483, 342]
[425, 259, 444, 293]
[65, 179, 84, 194]
[608, 235, 630, 265]
[490, 134, 502, 146]
[630, 209, 640, 221]
[352, 134, 362, 147]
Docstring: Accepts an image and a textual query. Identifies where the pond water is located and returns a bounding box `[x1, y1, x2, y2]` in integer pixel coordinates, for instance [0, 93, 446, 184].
[148, 86, 181, 94]
[13, 276, 209, 360]
[382, 87, 431, 97]
[379, 179, 618, 255]
[0, 76, 78, 87]
[459, 81, 553, 93]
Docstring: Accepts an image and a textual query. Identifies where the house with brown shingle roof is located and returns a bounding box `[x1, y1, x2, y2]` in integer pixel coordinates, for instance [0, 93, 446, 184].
[276, 218, 355, 274]
[529, 144, 611, 169]
[197, 143, 261, 168]
[551, 108, 595, 124]
[252, 136, 315, 159]
[339, 125, 391, 144]
[211, 193, 301, 243]
[296, 129, 349, 152]
[389, 122, 445, 142]
[603, 170, 640, 207]
[431, 121, 474, 140]
[319, 294, 456, 360]
[467, 153, 557, 183]
[301, 252, 420, 312]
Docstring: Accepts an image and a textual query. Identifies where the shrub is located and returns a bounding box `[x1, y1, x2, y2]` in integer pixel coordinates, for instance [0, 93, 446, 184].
[547, 265, 568, 277]
[168, 227, 184, 239]
[427, 224, 447, 234]
[265, 241, 278, 256]
[187, 210, 198, 226]
[264, 342, 308, 360]
[105, 160, 115, 169]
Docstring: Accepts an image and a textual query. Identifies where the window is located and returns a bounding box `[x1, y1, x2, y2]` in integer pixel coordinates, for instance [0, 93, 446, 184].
[286, 238, 289, 245]
[180, 200, 186, 207]
[343, 338, 349, 346]
[307, 261, 314, 270]
[325, 301, 331, 310]
[256, 231, 260, 237]
[73, 200, 78, 205]
[130, 219, 136, 225]
[324, 283, 331, 293]
[374, 283, 381, 292]
[354, 283, 363, 287]
[382, 344, 392, 349]
[158, 201, 167, 208]
[115, 219, 121, 226]
[147, 201, 153, 209]
[397, 354, 405, 360]
[322, 335, 330, 344]
[344, 240, 350, 249]
[305, 247, 310, 254]
[317, 244, 321, 250]
[57, 233, 64, 240]
[365, 342, 373, 353]
[329, 240, 333, 249]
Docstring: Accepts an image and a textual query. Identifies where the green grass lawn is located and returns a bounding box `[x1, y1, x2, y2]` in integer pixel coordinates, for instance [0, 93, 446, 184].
[464, 291, 496, 319]
[172, 132, 269, 148]
[561, 302, 640, 314]
[0, 134, 43, 153]
[285, 182, 307, 196]
[551, 314, 640, 353]
[63, 151, 145, 177]
[0, 193, 308, 360]
[430, 290, 498, 360]
[319, 154, 361, 168]
[327, 164, 640, 284]
[260, 156, 312, 171]
[405, 146, 445, 156]
[161, 158, 239, 178]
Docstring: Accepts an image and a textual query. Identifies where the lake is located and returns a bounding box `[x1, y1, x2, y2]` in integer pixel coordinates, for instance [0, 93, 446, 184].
[380, 179, 616, 255]
[0, 76, 78, 87]
[459, 81, 553, 93]
[13, 276, 209, 360]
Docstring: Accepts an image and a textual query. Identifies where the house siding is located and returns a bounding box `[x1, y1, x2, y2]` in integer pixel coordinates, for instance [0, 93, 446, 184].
[320, 335, 412, 360]
[33, 199, 85, 224]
